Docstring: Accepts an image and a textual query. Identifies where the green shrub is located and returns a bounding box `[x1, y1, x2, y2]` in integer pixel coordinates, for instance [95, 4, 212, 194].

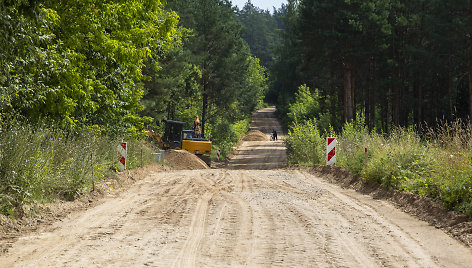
[285, 119, 324, 166]
[286, 114, 472, 218]
[361, 129, 435, 189]
[287, 85, 321, 124]
[208, 119, 250, 158]
[338, 112, 370, 175]
[0, 123, 157, 216]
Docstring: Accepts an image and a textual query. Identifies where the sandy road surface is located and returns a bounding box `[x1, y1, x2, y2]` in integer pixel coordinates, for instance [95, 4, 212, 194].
[1, 107, 472, 267]
[227, 107, 286, 170]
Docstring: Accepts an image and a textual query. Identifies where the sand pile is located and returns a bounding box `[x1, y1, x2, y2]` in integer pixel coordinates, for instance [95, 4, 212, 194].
[241, 130, 268, 141]
[165, 150, 210, 170]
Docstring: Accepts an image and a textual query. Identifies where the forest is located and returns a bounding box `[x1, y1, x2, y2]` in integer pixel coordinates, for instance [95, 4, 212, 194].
[267, 0, 471, 133]
[1, 0, 472, 217]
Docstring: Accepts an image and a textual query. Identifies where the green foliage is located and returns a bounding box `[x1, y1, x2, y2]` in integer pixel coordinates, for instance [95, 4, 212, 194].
[208, 118, 250, 157]
[237, 56, 269, 116]
[357, 125, 472, 218]
[287, 84, 320, 124]
[0, 3, 64, 122]
[141, 46, 202, 128]
[361, 130, 435, 189]
[236, 2, 282, 69]
[273, 0, 472, 132]
[285, 119, 324, 166]
[285, 84, 335, 133]
[155, 0, 269, 153]
[0, 122, 157, 216]
[337, 112, 371, 175]
[287, 115, 472, 218]
[166, 0, 252, 135]
[354, 124, 472, 218]
[1, 0, 180, 135]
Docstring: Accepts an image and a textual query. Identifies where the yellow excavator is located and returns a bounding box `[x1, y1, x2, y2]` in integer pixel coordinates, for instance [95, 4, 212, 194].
[162, 120, 212, 166]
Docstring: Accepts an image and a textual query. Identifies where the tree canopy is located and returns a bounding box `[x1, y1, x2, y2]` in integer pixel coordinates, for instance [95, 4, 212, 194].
[272, 0, 472, 132]
[1, 0, 180, 135]
[142, 0, 268, 138]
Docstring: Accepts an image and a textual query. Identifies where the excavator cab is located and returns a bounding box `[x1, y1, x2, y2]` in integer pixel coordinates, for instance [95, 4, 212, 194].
[162, 120, 185, 149]
[162, 120, 212, 166]
[182, 130, 195, 140]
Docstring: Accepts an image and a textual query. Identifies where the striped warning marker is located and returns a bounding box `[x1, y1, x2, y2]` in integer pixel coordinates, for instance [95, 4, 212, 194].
[216, 149, 221, 161]
[118, 142, 127, 171]
[326, 137, 336, 165]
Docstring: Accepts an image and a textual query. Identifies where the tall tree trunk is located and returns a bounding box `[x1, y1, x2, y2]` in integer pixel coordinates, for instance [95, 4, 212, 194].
[381, 92, 389, 133]
[202, 56, 208, 138]
[343, 60, 354, 122]
[392, 70, 401, 126]
[365, 74, 370, 127]
[448, 72, 454, 118]
[417, 85, 423, 125]
[387, 89, 392, 133]
[401, 70, 410, 126]
[368, 58, 376, 130]
[202, 92, 208, 138]
[469, 73, 472, 121]
[369, 86, 376, 130]
[351, 69, 356, 119]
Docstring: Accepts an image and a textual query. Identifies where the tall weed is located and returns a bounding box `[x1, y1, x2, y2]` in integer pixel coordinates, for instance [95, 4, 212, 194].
[285, 119, 324, 165]
[362, 129, 436, 191]
[286, 115, 472, 218]
[0, 123, 157, 216]
[337, 112, 370, 175]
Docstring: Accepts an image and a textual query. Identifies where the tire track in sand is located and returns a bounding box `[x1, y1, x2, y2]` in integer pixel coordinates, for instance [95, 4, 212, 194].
[172, 190, 214, 268]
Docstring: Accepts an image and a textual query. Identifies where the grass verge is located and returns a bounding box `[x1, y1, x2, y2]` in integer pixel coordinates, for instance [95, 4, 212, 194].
[0, 123, 158, 217]
[286, 117, 472, 218]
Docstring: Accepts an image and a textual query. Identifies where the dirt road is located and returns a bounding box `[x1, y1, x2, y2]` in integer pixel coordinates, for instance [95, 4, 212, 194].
[1, 107, 472, 267]
[228, 107, 286, 170]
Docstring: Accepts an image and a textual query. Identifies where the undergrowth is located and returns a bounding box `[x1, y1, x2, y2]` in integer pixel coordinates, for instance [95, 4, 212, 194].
[286, 115, 472, 218]
[0, 123, 157, 217]
[210, 119, 250, 160]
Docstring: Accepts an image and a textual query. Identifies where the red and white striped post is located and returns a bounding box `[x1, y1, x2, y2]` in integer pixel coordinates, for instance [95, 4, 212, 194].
[216, 149, 221, 161]
[326, 137, 336, 165]
[118, 142, 127, 171]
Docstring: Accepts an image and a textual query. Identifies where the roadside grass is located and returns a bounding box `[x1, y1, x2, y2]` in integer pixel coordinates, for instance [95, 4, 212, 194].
[286, 117, 472, 218]
[0, 123, 157, 217]
[285, 119, 325, 166]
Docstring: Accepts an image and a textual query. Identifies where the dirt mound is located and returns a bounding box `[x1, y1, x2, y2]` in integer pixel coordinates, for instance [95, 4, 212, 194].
[165, 150, 210, 170]
[241, 130, 268, 141]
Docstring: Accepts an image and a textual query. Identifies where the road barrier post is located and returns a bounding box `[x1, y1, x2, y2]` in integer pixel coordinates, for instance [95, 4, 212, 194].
[217, 149, 221, 161]
[326, 137, 336, 166]
[118, 142, 127, 171]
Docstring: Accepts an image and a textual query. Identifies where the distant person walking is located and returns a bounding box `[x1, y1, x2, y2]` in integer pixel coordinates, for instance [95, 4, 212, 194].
[272, 129, 277, 141]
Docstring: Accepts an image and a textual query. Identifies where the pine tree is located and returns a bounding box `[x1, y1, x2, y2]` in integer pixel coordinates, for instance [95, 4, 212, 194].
[167, 0, 250, 136]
